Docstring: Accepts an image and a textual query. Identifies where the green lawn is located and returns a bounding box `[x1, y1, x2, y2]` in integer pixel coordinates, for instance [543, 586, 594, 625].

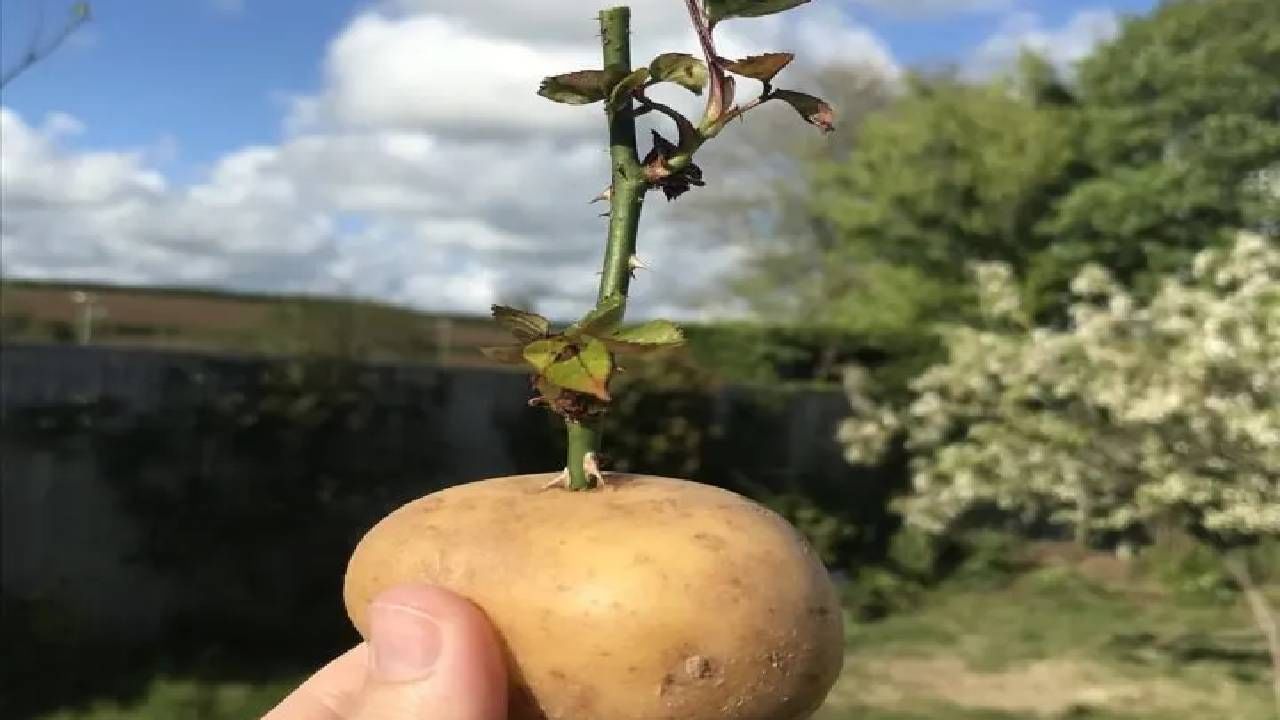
[36, 554, 1275, 720]
[815, 562, 1274, 720]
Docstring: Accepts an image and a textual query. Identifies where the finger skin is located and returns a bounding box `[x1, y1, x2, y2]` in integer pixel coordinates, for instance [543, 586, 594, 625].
[352, 585, 508, 720]
[262, 585, 507, 720]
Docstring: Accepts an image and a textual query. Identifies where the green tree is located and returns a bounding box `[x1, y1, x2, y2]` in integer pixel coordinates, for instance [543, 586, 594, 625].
[679, 64, 895, 326]
[721, 0, 1278, 341]
[840, 232, 1280, 707]
[812, 69, 1078, 332]
[674, 63, 906, 380]
[1044, 0, 1280, 293]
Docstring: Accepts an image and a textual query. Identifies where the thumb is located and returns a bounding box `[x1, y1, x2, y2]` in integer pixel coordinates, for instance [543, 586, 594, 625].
[350, 585, 508, 720]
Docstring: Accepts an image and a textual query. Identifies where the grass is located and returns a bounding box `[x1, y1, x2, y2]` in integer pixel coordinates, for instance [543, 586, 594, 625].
[33, 548, 1277, 720]
[33, 677, 296, 720]
[814, 554, 1275, 720]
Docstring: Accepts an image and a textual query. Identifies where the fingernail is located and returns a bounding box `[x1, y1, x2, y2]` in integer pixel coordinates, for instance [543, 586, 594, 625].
[369, 602, 443, 682]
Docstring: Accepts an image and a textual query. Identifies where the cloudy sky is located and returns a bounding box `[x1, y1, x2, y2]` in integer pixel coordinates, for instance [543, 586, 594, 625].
[1, 0, 1155, 320]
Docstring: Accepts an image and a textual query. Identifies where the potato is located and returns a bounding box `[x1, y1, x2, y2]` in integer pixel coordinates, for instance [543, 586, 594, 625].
[344, 473, 843, 720]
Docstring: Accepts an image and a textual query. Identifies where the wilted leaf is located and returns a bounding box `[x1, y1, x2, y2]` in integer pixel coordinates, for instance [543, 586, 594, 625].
[492, 305, 550, 342]
[706, 0, 810, 24]
[649, 53, 707, 95]
[721, 76, 737, 112]
[643, 130, 678, 175]
[773, 89, 835, 132]
[544, 338, 612, 400]
[480, 345, 526, 364]
[566, 294, 625, 338]
[642, 129, 705, 200]
[522, 338, 568, 372]
[602, 320, 686, 353]
[723, 53, 794, 83]
[673, 108, 701, 152]
[608, 68, 650, 110]
[538, 70, 608, 104]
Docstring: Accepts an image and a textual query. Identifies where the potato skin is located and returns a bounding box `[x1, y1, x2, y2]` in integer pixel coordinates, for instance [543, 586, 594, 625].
[344, 474, 844, 720]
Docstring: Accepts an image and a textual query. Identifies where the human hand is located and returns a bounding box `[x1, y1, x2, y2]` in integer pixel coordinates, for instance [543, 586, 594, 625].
[263, 584, 507, 720]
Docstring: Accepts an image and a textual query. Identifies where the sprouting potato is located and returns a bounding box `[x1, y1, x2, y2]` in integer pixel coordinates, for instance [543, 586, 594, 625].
[345, 473, 844, 720]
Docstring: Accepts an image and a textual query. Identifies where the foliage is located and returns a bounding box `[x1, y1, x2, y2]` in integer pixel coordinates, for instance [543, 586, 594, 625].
[838, 528, 1025, 621]
[1138, 530, 1240, 604]
[814, 74, 1077, 322]
[1046, 0, 1280, 290]
[840, 232, 1279, 544]
[682, 320, 936, 386]
[481, 301, 684, 420]
[702, 0, 1279, 347]
[839, 566, 924, 622]
[1138, 534, 1280, 604]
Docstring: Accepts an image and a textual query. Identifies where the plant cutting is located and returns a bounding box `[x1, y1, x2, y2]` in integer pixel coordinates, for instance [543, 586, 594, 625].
[344, 2, 842, 718]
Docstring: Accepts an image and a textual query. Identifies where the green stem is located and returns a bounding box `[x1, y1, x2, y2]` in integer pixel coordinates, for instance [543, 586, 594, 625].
[597, 7, 646, 306]
[565, 5, 647, 490]
[565, 421, 601, 490]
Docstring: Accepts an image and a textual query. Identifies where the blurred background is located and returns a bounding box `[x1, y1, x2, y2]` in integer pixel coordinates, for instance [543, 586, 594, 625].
[2, 0, 1277, 718]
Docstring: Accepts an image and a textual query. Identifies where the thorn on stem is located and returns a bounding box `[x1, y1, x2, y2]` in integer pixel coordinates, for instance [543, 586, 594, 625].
[541, 469, 570, 490]
[583, 452, 608, 488]
[627, 255, 649, 278]
[589, 185, 613, 204]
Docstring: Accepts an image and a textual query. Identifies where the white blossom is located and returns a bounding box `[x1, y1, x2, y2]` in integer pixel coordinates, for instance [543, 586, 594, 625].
[837, 232, 1280, 542]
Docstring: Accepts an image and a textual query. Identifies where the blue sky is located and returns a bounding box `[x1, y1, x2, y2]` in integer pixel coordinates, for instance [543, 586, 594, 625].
[0, 0, 1160, 317]
[2, 0, 354, 178]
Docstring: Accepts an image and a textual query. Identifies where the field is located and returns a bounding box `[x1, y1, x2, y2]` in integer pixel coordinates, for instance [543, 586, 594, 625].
[32, 544, 1274, 720]
[0, 280, 511, 364]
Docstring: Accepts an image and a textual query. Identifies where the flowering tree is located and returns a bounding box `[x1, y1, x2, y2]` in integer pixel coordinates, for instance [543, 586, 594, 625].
[839, 232, 1280, 701]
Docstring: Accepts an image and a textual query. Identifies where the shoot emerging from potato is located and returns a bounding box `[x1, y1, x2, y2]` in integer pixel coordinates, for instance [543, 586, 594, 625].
[480, 1, 834, 490]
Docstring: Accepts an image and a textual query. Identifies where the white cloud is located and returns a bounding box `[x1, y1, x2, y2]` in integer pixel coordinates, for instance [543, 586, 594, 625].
[1, 111, 166, 206]
[2, 110, 331, 289]
[378, 0, 902, 75]
[777, 5, 899, 77]
[379, 0, 719, 45]
[294, 14, 600, 137]
[966, 9, 1119, 79]
[2, 1, 896, 319]
[295, 2, 898, 137]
